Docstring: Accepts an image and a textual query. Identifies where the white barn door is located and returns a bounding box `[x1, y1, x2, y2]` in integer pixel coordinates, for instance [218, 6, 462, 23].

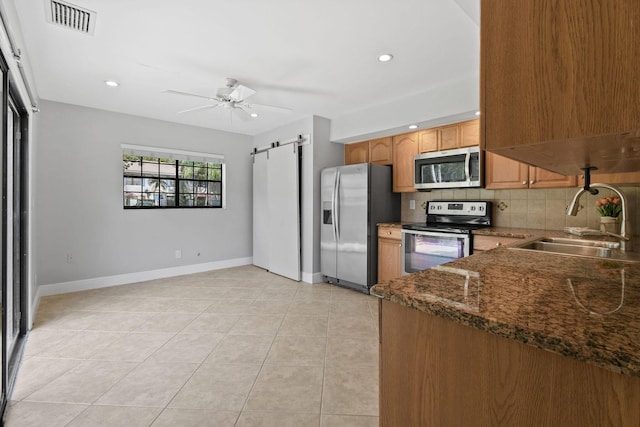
[253, 143, 300, 281]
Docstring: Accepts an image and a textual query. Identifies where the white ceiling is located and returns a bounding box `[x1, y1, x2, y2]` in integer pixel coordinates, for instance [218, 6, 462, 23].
[10, 0, 479, 136]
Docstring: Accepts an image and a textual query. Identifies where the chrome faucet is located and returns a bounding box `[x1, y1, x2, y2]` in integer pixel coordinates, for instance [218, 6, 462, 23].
[566, 183, 631, 251]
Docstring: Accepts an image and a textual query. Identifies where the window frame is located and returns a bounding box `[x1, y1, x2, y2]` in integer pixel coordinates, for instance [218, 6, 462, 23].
[121, 146, 225, 210]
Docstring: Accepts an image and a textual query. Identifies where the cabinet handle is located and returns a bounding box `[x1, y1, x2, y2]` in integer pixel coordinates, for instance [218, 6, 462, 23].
[522, 181, 527, 185]
[496, 242, 501, 247]
[530, 180, 534, 184]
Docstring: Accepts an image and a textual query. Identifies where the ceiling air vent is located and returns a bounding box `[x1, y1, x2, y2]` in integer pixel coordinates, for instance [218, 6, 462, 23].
[45, 0, 97, 35]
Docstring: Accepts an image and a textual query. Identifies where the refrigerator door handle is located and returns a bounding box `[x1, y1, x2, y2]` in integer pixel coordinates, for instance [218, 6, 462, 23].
[330, 171, 338, 242]
[334, 170, 340, 241]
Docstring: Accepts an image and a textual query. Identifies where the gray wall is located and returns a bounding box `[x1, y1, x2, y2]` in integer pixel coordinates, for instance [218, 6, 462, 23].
[311, 116, 343, 273]
[34, 100, 253, 286]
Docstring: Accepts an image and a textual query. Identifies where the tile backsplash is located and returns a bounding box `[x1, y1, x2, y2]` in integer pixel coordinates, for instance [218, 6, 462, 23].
[401, 186, 640, 235]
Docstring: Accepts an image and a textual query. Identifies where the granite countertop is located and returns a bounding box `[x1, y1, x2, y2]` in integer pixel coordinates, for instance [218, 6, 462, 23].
[372, 231, 640, 377]
[377, 222, 404, 228]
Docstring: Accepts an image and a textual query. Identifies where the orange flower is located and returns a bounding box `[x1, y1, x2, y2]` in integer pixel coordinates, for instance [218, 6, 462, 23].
[596, 194, 622, 217]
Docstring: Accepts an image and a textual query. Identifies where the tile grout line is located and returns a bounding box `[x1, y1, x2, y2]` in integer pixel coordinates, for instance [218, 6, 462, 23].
[9, 268, 378, 426]
[233, 287, 291, 426]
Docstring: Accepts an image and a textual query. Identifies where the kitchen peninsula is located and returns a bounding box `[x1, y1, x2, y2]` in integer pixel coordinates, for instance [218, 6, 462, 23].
[372, 237, 640, 426]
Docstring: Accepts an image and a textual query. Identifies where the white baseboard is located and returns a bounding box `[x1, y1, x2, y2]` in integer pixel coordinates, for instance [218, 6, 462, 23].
[30, 287, 42, 330]
[301, 271, 325, 284]
[37, 257, 253, 298]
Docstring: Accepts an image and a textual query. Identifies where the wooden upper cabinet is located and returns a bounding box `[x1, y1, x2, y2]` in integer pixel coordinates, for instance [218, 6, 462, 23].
[459, 119, 480, 147]
[485, 152, 576, 189]
[529, 167, 576, 189]
[418, 129, 438, 153]
[485, 152, 529, 189]
[345, 138, 392, 166]
[418, 119, 479, 153]
[438, 124, 460, 151]
[580, 171, 640, 186]
[369, 137, 393, 165]
[344, 141, 369, 165]
[482, 0, 640, 150]
[392, 133, 418, 192]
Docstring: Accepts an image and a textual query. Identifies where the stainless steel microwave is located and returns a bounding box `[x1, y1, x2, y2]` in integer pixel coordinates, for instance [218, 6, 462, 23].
[414, 146, 482, 190]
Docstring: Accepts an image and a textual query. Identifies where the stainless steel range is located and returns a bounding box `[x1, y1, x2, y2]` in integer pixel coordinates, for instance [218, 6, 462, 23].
[401, 201, 492, 275]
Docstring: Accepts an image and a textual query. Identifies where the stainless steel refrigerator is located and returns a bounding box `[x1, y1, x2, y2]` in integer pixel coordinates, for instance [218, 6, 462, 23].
[321, 163, 400, 294]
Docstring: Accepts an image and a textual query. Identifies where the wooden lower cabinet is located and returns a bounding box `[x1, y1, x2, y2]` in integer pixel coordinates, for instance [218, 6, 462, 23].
[473, 235, 523, 251]
[377, 226, 402, 282]
[379, 299, 640, 426]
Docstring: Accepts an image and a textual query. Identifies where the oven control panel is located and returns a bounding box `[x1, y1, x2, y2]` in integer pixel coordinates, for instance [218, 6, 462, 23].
[427, 201, 489, 216]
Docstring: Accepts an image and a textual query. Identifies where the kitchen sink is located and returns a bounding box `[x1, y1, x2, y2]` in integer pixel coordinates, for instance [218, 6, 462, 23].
[509, 237, 640, 263]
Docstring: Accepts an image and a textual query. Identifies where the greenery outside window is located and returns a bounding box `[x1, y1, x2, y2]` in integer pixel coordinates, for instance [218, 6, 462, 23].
[122, 145, 225, 209]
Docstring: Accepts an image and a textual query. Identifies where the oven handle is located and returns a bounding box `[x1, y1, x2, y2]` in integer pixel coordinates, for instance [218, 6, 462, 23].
[401, 229, 471, 257]
[402, 229, 470, 239]
[464, 150, 471, 182]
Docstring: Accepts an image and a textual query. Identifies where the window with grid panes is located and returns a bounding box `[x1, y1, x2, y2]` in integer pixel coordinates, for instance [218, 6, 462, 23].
[123, 155, 223, 208]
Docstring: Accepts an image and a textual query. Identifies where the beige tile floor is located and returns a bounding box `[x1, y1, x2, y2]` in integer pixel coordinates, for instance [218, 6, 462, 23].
[5, 265, 380, 427]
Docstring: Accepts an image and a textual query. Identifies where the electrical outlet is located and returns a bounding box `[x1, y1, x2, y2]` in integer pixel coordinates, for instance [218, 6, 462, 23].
[66, 253, 73, 264]
[175, 250, 182, 259]
[409, 199, 416, 210]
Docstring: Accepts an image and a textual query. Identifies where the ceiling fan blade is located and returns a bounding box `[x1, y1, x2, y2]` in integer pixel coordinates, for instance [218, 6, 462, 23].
[229, 84, 256, 101]
[251, 102, 292, 111]
[232, 106, 253, 122]
[178, 104, 219, 114]
[164, 89, 217, 101]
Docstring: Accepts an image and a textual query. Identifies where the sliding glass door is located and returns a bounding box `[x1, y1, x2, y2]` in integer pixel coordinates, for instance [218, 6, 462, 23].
[1, 53, 29, 417]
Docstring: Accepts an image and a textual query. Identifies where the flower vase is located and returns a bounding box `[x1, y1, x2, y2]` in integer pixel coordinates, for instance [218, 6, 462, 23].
[599, 216, 620, 235]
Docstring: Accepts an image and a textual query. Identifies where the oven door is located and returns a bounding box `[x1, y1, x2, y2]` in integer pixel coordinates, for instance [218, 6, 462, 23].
[401, 229, 470, 275]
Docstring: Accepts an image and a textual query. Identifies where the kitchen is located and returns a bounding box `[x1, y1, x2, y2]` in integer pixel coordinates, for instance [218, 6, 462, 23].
[369, 1, 640, 426]
[1, 0, 640, 426]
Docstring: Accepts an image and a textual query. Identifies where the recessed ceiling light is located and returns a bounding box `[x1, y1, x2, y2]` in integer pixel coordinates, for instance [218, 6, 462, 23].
[104, 80, 119, 87]
[409, 124, 418, 129]
[475, 111, 480, 116]
[378, 53, 393, 62]
[250, 113, 259, 118]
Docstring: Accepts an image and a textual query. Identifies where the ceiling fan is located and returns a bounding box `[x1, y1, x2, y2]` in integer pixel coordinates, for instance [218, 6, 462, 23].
[165, 78, 287, 122]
